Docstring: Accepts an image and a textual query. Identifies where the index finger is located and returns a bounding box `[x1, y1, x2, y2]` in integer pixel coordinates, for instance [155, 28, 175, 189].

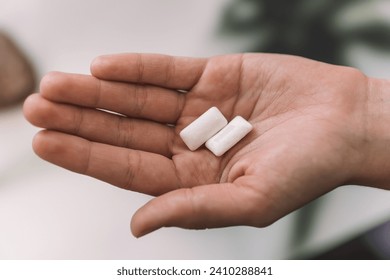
[90, 53, 207, 90]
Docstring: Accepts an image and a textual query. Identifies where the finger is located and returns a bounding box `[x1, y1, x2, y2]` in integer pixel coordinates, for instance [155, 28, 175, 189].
[131, 176, 274, 237]
[24, 94, 174, 157]
[90, 53, 207, 90]
[40, 71, 185, 123]
[33, 130, 180, 195]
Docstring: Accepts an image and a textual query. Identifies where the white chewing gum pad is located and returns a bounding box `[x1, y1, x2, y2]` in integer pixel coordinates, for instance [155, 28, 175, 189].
[206, 116, 253, 156]
[180, 107, 228, 151]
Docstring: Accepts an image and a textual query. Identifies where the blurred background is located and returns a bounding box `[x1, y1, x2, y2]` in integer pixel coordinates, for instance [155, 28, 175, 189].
[0, 0, 390, 259]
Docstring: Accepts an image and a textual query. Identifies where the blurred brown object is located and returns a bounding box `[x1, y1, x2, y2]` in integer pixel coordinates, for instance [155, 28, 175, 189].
[0, 31, 36, 108]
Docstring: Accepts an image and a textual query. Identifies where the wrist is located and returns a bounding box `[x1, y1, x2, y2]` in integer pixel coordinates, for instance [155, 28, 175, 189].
[355, 76, 390, 189]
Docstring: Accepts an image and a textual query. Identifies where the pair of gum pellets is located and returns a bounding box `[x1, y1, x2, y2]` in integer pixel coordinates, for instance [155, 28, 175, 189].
[180, 107, 253, 156]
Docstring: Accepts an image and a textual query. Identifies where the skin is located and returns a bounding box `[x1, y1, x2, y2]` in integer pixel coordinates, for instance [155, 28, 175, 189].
[23, 53, 390, 237]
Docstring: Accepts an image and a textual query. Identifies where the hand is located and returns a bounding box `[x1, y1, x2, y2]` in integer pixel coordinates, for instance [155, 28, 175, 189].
[23, 53, 383, 237]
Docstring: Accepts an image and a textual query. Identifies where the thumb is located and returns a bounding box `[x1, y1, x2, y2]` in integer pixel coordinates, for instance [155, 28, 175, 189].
[130, 178, 273, 237]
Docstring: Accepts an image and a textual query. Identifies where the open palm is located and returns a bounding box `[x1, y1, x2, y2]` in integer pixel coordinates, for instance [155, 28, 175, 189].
[24, 53, 369, 237]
